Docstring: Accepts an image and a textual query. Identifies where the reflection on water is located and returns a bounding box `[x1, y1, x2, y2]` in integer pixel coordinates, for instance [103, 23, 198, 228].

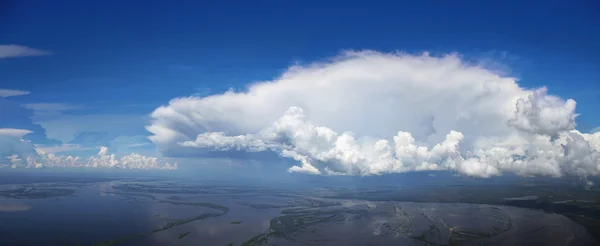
[0, 179, 597, 246]
[0, 199, 31, 212]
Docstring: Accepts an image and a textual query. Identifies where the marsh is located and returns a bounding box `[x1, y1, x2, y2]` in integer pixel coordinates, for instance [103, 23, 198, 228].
[0, 172, 598, 246]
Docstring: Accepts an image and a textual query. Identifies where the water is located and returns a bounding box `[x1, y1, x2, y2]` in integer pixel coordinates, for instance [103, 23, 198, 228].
[0, 174, 597, 246]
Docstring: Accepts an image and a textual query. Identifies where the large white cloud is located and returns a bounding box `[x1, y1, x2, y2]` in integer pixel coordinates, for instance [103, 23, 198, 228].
[147, 51, 600, 178]
[0, 128, 177, 170]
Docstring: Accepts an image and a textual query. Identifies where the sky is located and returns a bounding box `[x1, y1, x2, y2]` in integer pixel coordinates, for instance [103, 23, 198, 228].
[0, 1, 599, 179]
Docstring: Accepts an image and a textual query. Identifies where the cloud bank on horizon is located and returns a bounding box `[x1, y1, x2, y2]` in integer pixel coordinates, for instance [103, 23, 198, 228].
[0, 128, 177, 170]
[0, 84, 177, 171]
[147, 51, 600, 178]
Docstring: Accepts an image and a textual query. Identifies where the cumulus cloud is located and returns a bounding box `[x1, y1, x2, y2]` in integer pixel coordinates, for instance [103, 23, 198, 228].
[0, 89, 30, 98]
[0, 44, 52, 58]
[7, 146, 178, 170]
[0, 128, 176, 170]
[147, 51, 600, 178]
[24, 147, 178, 170]
[507, 87, 577, 136]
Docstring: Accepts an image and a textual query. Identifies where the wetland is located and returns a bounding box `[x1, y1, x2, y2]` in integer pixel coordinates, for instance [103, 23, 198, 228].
[0, 172, 598, 245]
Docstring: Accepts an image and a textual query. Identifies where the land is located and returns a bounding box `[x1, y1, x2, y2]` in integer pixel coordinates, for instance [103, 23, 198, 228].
[0, 187, 75, 199]
[320, 182, 600, 242]
[91, 196, 229, 245]
[1, 175, 599, 245]
[241, 201, 594, 245]
[177, 232, 191, 239]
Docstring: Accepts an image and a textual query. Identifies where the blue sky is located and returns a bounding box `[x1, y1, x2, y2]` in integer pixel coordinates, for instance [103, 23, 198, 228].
[1, 1, 599, 176]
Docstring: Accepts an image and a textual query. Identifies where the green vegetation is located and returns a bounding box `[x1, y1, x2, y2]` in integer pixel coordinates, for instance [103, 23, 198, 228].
[242, 208, 349, 245]
[151, 213, 220, 233]
[242, 233, 270, 246]
[0, 187, 75, 199]
[160, 201, 229, 213]
[322, 183, 600, 243]
[55, 179, 600, 245]
[239, 203, 294, 209]
[449, 230, 495, 246]
[178, 231, 191, 239]
[111, 183, 201, 194]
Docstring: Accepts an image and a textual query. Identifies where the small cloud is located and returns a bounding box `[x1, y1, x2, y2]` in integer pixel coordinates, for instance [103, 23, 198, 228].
[23, 103, 82, 111]
[34, 144, 98, 154]
[0, 89, 30, 98]
[108, 135, 154, 153]
[0, 128, 33, 138]
[0, 44, 52, 58]
[23, 103, 83, 119]
[68, 131, 111, 147]
[128, 142, 151, 147]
